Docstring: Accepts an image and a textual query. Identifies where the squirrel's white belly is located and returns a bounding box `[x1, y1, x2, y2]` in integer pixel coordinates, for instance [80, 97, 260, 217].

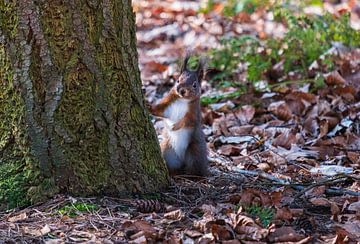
[163, 99, 193, 160]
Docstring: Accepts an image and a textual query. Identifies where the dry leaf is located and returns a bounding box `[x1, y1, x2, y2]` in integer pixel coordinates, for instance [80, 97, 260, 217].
[309, 197, 330, 207]
[184, 229, 203, 238]
[164, 209, 183, 220]
[234, 105, 256, 124]
[348, 201, 360, 213]
[211, 224, 233, 241]
[129, 235, 147, 244]
[268, 226, 305, 242]
[275, 207, 293, 221]
[324, 70, 346, 85]
[268, 101, 293, 121]
[8, 212, 27, 222]
[22, 224, 51, 237]
[335, 219, 360, 240]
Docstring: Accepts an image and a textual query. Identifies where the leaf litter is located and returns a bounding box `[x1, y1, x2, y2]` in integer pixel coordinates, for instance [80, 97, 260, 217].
[1, 0, 360, 243]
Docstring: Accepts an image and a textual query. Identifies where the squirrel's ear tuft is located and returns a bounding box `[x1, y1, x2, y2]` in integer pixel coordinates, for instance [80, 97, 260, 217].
[197, 57, 206, 80]
[180, 53, 191, 73]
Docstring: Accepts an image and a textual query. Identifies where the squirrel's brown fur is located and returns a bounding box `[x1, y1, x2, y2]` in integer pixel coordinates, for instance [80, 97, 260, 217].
[150, 55, 208, 176]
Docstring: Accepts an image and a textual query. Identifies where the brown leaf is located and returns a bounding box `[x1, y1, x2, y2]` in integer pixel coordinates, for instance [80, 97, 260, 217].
[133, 220, 157, 239]
[274, 207, 293, 221]
[8, 212, 27, 222]
[211, 224, 233, 241]
[285, 91, 317, 104]
[318, 119, 329, 138]
[285, 91, 316, 116]
[184, 229, 203, 238]
[268, 226, 305, 242]
[324, 70, 346, 85]
[234, 105, 256, 124]
[257, 162, 271, 172]
[164, 209, 183, 220]
[272, 129, 298, 149]
[304, 186, 326, 198]
[235, 225, 268, 241]
[240, 189, 282, 207]
[309, 197, 330, 207]
[202, 108, 222, 125]
[228, 125, 254, 136]
[217, 145, 242, 156]
[333, 86, 356, 101]
[290, 208, 304, 217]
[22, 224, 51, 237]
[330, 201, 340, 219]
[335, 219, 360, 240]
[147, 61, 168, 72]
[268, 101, 293, 121]
[130, 235, 147, 244]
[303, 116, 319, 137]
[222, 240, 241, 244]
[347, 151, 360, 164]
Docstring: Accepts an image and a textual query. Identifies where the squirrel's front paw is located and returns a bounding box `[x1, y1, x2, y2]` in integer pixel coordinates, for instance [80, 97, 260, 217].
[172, 123, 181, 131]
[145, 101, 153, 111]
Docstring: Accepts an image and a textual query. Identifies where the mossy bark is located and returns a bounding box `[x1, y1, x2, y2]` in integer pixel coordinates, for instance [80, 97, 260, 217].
[0, 0, 169, 209]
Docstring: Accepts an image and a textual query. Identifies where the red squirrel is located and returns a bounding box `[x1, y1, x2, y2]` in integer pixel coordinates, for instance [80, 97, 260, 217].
[150, 55, 208, 176]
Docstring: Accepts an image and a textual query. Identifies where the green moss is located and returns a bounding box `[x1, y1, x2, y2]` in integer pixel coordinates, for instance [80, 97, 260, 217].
[40, 1, 74, 70]
[54, 61, 113, 194]
[0, 163, 30, 209]
[0, 0, 18, 38]
[26, 177, 58, 203]
[0, 12, 39, 210]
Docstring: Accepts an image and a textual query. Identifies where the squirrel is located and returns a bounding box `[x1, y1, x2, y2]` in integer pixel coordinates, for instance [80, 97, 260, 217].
[149, 54, 208, 176]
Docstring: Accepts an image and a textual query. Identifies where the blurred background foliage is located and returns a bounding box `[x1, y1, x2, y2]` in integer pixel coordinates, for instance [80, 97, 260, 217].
[201, 0, 359, 89]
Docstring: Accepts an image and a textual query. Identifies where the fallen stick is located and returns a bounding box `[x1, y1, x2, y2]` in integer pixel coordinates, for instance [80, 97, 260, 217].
[209, 151, 360, 197]
[234, 168, 360, 197]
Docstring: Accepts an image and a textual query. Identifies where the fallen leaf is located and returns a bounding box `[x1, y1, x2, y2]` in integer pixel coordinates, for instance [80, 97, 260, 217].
[268, 101, 293, 121]
[268, 226, 305, 242]
[324, 70, 346, 85]
[184, 229, 203, 238]
[309, 197, 330, 207]
[22, 224, 51, 237]
[211, 223, 233, 241]
[217, 144, 242, 156]
[348, 201, 360, 213]
[234, 105, 256, 124]
[164, 209, 183, 220]
[335, 219, 360, 240]
[130, 234, 147, 244]
[8, 212, 27, 222]
[275, 207, 293, 221]
[133, 220, 157, 239]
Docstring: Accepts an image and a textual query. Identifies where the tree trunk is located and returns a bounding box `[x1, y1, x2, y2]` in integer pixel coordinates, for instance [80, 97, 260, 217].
[0, 0, 169, 209]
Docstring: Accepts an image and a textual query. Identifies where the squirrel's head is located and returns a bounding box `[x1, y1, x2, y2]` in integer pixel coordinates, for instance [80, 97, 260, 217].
[175, 54, 205, 99]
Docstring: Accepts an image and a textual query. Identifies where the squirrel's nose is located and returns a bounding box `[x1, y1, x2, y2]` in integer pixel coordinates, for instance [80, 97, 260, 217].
[179, 88, 186, 96]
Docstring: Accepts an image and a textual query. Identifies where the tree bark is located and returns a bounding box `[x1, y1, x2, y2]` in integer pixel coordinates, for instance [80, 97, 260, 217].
[0, 0, 168, 209]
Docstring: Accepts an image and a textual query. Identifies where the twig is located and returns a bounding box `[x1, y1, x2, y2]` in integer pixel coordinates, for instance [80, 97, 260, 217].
[234, 168, 360, 197]
[210, 150, 359, 197]
[292, 174, 348, 199]
[234, 169, 290, 185]
[326, 188, 360, 196]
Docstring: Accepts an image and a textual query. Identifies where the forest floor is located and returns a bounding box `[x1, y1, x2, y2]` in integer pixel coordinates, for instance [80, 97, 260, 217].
[1, 0, 360, 243]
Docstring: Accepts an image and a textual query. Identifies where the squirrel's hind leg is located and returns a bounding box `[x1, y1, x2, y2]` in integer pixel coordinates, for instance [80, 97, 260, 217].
[161, 140, 183, 175]
[184, 140, 208, 176]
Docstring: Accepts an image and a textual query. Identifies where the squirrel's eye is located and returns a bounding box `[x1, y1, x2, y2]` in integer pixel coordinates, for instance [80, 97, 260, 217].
[177, 80, 180, 83]
[193, 82, 197, 88]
